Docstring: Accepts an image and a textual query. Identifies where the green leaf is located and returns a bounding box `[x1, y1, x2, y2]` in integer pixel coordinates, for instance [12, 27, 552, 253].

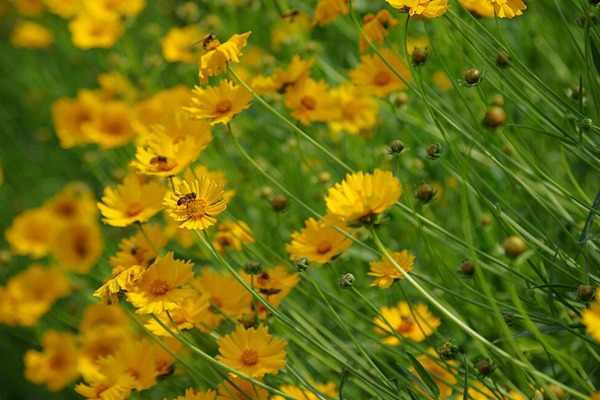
[406, 352, 441, 398]
[396, 362, 436, 398]
[462, 354, 469, 400]
[590, 36, 600, 77]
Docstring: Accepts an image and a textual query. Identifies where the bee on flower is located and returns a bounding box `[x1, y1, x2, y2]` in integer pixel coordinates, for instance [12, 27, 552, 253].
[197, 31, 251, 83]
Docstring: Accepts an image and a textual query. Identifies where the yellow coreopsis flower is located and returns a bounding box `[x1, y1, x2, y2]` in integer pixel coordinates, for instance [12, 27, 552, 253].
[43, 182, 98, 223]
[97, 175, 166, 227]
[216, 324, 287, 378]
[83, 0, 146, 18]
[5, 208, 56, 258]
[51, 220, 104, 274]
[251, 55, 314, 95]
[173, 388, 217, 400]
[109, 224, 168, 269]
[126, 252, 195, 314]
[490, 0, 526, 18]
[284, 78, 339, 126]
[312, 0, 350, 26]
[459, 0, 494, 17]
[359, 10, 399, 52]
[582, 289, 600, 343]
[144, 293, 211, 336]
[328, 83, 379, 134]
[164, 177, 228, 230]
[161, 25, 204, 63]
[271, 381, 338, 400]
[409, 348, 457, 399]
[349, 48, 412, 98]
[68, 12, 125, 49]
[386, 0, 450, 17]
[186, 80, 253, 125]
[11, 21, 54, 48]
[245, 266, 300, 312]
[212, 220, 255, 255]
[51, 92, 98, 148]
[368, 249, 415, 289]
[374, 301, 441, 344]
[285, 216, 352, 264]
[83, 100, 136, 148]
[216, 376, 268, 400]
[198, 31, 251, 83]
[325, 169, 402, 224]
[45, 0, 81, 18]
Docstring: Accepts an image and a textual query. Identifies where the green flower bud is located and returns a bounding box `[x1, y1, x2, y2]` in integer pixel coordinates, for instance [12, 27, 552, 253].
[243, 260, 263, 275]
[338, 273, 355, 289]
[293, 257, 310, 272]
[464, 68, 481, 85]
[576, 284, 595, 302]
[426, 142, 443, 160]
[437, 341, 459, 360]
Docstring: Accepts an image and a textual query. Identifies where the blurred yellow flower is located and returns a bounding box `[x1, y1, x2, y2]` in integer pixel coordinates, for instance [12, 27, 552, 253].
[83, 0, 145, 18]
[24, 330, 80, 392]
[133, 85, 192, 137]
[5, 208, 56, 258]
[83, 100, 136, 148]
[409, 348, 457, 399]
[386, 0, 450, 18]
[162, 25, 203, 63]
[44, 0, 80, 18]
[69, 12, 124, 49]
[459, 0, 494, 17]
[359, 10, 399, 52]
[374, 301, 441, 344]
[284, 77, 339, 126]
[328, 83, 379, 134]
[198, 31, 251, 83]
[97, 175, 166, 227]
[349, 48, 412, 98]
[173, 388, 217, 400]
[51, 92, 98, 148]
[12, 0, 45, 16]
[144, 293, 210, 336]
[97, 71, 138, 103]
[246, 266, 300, 313]
[251, 55, 314, 95]
[582, 289, 600, 343]
[285, 216, 352, 264]
[271, 381, 338, 400]
[11, 21, 54, 48]
[312, 0, 350, 26]
[187, 80, 253, 125]
[52, 220, 103, 274]
[212, 220, 254, 255]
[216, 324, 287, 378]
[368, 249, 415, 288]
[325, 169, 402, 224]
[44, 182, 98, 223]
[109, 224, 168, 269]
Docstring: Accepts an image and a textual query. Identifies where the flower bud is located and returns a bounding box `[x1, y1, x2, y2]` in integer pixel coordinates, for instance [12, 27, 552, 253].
[503, 236, 527, 259]
[393, 91, 409, 106]
[437, 341, 458, 360]
[464, 68, 481, 85]
[318, 171, 332, 184]
[338, 273, 355, 289]
[416, 183, 436, 202]
[412, 47, 429, 65]
[484, 106, 507, 128]
[576, 284, 595, 302]
[293, 257, 310, 272]
[579, 118, 593, 132]
[542, 385, 565, 400]
[260, 186, 273, 199]
[426, 142, 442, 160]
[0, 250, 11, 266]
[571, 85, 586, 100]
[238, 314, 256, 329]
[243, 260, 263, 275]
[503, 314, 513, 325]
[389, 139, 405, 154]
[461, 259, 475, 276]
[475, 358, 495, 376]
[271, 194, 287, 211]
[496, 51, 511, 67]
[491, 94, 504, 107]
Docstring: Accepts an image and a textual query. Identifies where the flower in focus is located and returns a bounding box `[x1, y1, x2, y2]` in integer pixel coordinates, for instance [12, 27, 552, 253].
[368, 249, 415, 289]
[285, 216, 353, 264]
[458, 0, 494, 17]
[385, 0, 450, 18]
[312, 0, 350, 26]
[216, 376, 268, 400]
[349, 49, 412, 98]
[216, 324, 287, 378]
[68, 12, 125, 49]
[328, 83, 379, 134]
[186, 80, 253, 125]
[212, 220, 254, 255]
[24, 330, 80, 391]
[161, 25, 204, 63]
[374, 301, 441, 344]
[164, 177, 228, 230]
[409, 348, 457, 399]
[284, 78, 339, 126]
[359, 10, 399, 52]
[325, 169, 402, 224]
[5, 208, 56, 258]
[198, 31, 251, 83]
[11, 21, 54, 48]
[489, 0, 526, 18]
[271, 381, 338, 400]
[582, 289, 600, 343]
[97, 175, 166, 227]
[246, 266, 300, 312]
[145, 293, 211, 336]
[126, 252, 195, 314]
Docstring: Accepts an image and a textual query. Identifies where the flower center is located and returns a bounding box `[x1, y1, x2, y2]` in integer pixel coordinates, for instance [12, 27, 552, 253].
[73, 234, 89, 258]
[300, 96, 317, 110]
[397, 316, 414, 333]
[374, 71, 391, 86]
[186, 199, 207, 219]
[215, 100, 233, 114]
[241, 349, 259, 366]
[126, 202, 143, 217]
[150, 278, 170, 296]
[316, 240, 332, 254]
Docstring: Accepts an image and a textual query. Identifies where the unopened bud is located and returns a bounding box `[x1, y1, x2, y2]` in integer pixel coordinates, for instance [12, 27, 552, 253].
[238, 314, 256, 329]
[243, 260, 263, 275]
[461, 259, 475, 276]
[389, 139, 405, 154]
[426, 142, 442, 160]
[484, 106, 507, 128]
[496, 51, 511, 67]
[579, 118, 593, 132]
[416, 183, 436, 202]
[293, 257, 310, 272]
[338, 273, 355, 289]
[412, 47, 429, 65]
[271, 194, 287, 211]
[464, 68, 481, 85]
[503, 236, 527, 259]
[437, 341, 458, 360]
[475, 358, 495, 376]
[576, 284, 595, 302]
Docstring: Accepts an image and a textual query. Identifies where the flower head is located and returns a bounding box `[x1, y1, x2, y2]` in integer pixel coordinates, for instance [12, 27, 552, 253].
[386, 0, 450, 17]
[490, 0, 526, 18]
[409, 348, 457, 399]
[198, 32, 251, 83]
[162, 25, 204, 63]
[328, 83, 379, 134]
[582, 289, 600, 343]
[164, 177, 228, 230]
[325, 169, 402, 224]
[359, 10, 399, 52]
[5, 208, 56, 258]
[368, 249, 415, 289]
[312, 0, 350, 26]
[349, 49, 412, 98]
[216, 324, 287, 378]
[285, 216, 352, 264]
[251, 55, 315, 95]
[212, 220, 255, 255]
[284, 78, 339, 126]
[11, 21, 54, 48]
[97, 175, 166, 227]
[186, 80, 253, 125]
[216, 376, 268, 400]
[374, 301, 441, 345]
[68, 12, 125, 50]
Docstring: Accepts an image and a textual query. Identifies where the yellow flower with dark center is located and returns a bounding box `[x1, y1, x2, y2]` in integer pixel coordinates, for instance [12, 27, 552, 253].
[244, 266, 300, 314]
[68, 12, 125, 50]
[216, 324, 287, 378]
[145, 293, 211, 336]
[44, 182, 98, 223]
[161, 25, 204, 63]
[328, 83, 379, 134]
[409, 348, 457, 399]
[285, 216, 352, 264]
[251, 55, 315, 95]
[312, 0, 350, 26]
[582, 289, 600, 343]
[374, 301, 441, 344]
[51, 92, 98, 148]
[11, 21, 54, 48]
[83, 100, 136, 148]
[164, 178, 228, 230]
[349, 48, 412, 98]
[385, 0, 450, 17]
[458, 0, 494, 17]
[126, 252, 195, 314]
[5, 208, 56, 258]
[490, 0, 526, 18]
[51, 220, 104, 274]
[284, 78, 339, 126]
[186, 80, 253, 126]
[212, 220, 255, 255]
[133, 85, 192, 137]
[198, 31, 251, 83]
[109, 224, 168, 269]
[325, 169, 402, 224]
[97, 175, 166, 227]
[359, 10, 399, 52]
[368, 249, 415, 289]
[173, 388, 217, 400]
[271, 381, 338, 400]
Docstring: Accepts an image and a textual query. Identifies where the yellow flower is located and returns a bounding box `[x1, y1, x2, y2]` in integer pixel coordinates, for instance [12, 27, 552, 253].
[43, 182, 98, 223]
[51, 220, 104, 274]
[212, 220, 255, 255]
[145, 293, 211, 336]
[45, 0, 81, 18]
[97, 71, 138, 103]
[216, 324, 287, 378]
[79, 303, 131, 334]
[284, 78, 339, 126]
[83, 100, 136, 148]
[245, 266, 300, 313]
[164, 177, 228, 230]
[458, 0, 494, 17]
[133, 85, 192, 137]
[368, 249, 415, 289]
[328, 83, 379, 134]
[109, 224, 168, 269]
[325, 169, 402, 224]
[51, 92, 98, 148]
[98, 175, 166, 227]
[162, 25, 204, 63]
[349, 48, 412, 98]
[374, 301, 441, 344]
[590, 391, 600, 400]
[11, 21, 54, 48]
[5, 208, 56, 258]
[68, 12, 125, 49]
[187, 80, 253, 125]
[216, 376, 268, 400]
[409, 348, 457, 399]
[83, 0, 146, 18]
[77, 326, 134, 382]
[251, 55, 315, 95]
[359, 10, 399, 52]
[173, 388, 217, 400]
[271, 381, 338, 400]
[198, 31, 251, 84]
[582, 289, 600, 343]
[75, 364, 135, 400]
[183, 164, 237, 202]
[490, 0, 526, 18]
[24, 330, 80, 392]
[312, 0, 350, 26]
[126, 252, 195, 314]
[385, 0, 450, 17]
[12, 0, 45, 16]
[285, 216, 352, 264]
